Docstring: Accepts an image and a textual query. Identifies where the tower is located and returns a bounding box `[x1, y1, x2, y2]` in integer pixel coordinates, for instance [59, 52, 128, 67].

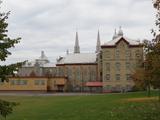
[112, 29, 117, 40]
[96, 30, 101, 53]
[74, 31, 80, 54]
[117, 26, 123, 37]
[40, 51, 47, 59]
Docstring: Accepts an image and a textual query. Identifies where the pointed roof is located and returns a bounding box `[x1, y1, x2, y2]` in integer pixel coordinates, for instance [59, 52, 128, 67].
[96, 30, 101, 53]
[74, 31, 80, 53]
[102, 36, 141, 47]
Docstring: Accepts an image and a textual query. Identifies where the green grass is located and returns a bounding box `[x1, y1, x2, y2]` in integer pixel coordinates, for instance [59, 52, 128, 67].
[0, 91, 160, 120]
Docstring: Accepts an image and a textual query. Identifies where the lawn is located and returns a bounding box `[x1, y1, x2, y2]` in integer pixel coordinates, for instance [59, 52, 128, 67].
[0, 91, 160, 120]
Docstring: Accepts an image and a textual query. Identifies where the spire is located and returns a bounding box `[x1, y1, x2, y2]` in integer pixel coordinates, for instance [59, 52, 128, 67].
[112, 29, 117, 40]
[117, 26, 123, 37]
[96, 30, 101, 53]
[74, 31, 80, 53]
[66, 49, 69, 55]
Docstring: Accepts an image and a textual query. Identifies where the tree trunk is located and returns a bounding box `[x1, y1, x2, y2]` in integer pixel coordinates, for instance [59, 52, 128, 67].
[147, 85, 151, 97]
[158, 88, 160, 102]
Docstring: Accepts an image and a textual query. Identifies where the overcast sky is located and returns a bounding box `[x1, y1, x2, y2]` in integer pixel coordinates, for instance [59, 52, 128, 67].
[0, 0, 156, 64]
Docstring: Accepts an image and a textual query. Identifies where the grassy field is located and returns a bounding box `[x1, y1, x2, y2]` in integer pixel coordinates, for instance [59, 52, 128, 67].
[0, 91, 160, 120]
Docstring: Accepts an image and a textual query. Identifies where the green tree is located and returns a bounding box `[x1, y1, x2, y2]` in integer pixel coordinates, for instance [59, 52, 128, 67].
[0, 100, 18, 120]
[133, 0, 160, 101]
[152, 0, 160, 101]
[0, 1, 21, 119]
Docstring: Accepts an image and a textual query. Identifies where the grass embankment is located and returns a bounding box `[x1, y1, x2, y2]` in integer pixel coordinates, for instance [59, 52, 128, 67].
[0, 91, 159, 120]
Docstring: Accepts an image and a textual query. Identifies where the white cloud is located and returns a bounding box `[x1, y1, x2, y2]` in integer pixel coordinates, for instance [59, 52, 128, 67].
[0, 0, 156, 64]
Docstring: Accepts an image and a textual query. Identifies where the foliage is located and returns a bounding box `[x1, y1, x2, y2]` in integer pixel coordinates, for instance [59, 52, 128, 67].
[0, 1, 21, 119]
[133, 0, 160, 99]
[0, 1, 22, 80]
[0, 62, 25, 82]
[0, 100, 18, 119]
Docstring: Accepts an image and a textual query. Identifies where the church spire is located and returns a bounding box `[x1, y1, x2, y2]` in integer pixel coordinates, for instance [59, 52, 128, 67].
[74, 31, 80, 54]
[117, 26, 123, 37]
[96, 30, 101, 53]
[112, 29, 117, 40]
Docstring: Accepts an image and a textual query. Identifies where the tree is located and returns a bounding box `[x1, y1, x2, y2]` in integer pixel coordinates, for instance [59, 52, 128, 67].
[0, 100, 18, 120]
[0, 1, 21, 119]
[133, 0, 160, 101]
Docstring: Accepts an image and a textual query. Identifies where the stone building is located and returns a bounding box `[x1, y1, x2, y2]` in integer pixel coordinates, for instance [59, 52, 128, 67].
[18, 51, 57, 77]
[56, 31, 101, 92]
[0, 28, 144, 93]
[100, 27, 143, 92]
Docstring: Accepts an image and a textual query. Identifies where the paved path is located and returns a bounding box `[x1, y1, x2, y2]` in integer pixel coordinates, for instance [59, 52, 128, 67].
[0, 92, 103, 96]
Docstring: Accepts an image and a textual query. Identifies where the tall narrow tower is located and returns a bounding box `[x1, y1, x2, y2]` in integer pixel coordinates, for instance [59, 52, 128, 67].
[74, 31, 80, 54]
[112, 29, 117, 40]
[117, 26, 123, 37]
[96, 30, 101, 53]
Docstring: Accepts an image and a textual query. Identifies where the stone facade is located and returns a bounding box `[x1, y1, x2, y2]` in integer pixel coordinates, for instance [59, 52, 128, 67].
[100, 36, 143, 92]
[56, 64, 98, 92]
[1, 28, 144, 93]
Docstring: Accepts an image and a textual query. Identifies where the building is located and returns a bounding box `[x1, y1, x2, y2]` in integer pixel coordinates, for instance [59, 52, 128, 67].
[0, 27, 143, 93]
[0, 76, 67, 92]
[56, 31, 101, 92]
[100, 27, 143, 92]
[18, 51, 57, 77]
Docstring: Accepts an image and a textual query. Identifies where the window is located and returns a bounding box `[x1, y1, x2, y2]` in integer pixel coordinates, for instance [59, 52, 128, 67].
[77, 67, 81, 81]
[90, 69, 96, 81]
[35, 80, 45, 85]
[106, 74, 110, 81]
[115, 74, 120, 80]
[10, 80, 27, 85]
[126, 74, 132, 81]
[135, 50, 141, 58]
[126, 50, 131, 59]
[115, 49, 120, 59]
[115, 62, 121, 71]
[126, 62, 130, 70]
[67, 67, 72, 80]
[106, 63, 110, 72]
[21, 80, 27, 85]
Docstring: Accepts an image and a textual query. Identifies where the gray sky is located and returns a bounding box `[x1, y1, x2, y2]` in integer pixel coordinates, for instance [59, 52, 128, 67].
[0, 0, 155, 64]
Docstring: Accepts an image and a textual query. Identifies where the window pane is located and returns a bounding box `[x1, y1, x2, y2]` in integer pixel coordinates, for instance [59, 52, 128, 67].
[106, 74, 110, 81]
[116, 74, 120, 80]
[115, 63, 120, 71]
